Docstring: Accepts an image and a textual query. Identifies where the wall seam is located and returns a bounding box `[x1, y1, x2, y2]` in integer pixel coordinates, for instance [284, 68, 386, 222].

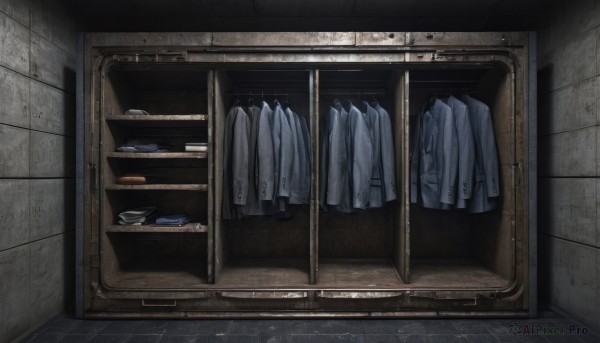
[538, 74, 598, 96]
[539, 232, 600, 250]
[0, 231, 75, 255]
[539, 123, 600, 138]
[0, 64, 76, 96]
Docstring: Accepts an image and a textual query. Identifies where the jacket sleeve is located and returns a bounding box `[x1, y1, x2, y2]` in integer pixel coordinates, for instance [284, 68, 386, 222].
[257, 106, 275, 200]
[277, 108, 294, 198]
[481, 107, 500, 197]
[456, 106, 475, 200]
[319, 112, 329, 209]
[232, 109, 250, 205]
[379, 108, 397, 202]
[326, 110, 345, 206]
[439, 109, 458, 205]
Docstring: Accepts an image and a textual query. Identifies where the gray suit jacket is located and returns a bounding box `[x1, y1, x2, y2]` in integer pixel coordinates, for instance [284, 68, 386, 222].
[222, 106, 250, 219]
[257, 101, 275, 201]
[410, 98, 458, 209]
[462, 95, 500, 213]
[347, 103, 373, 210]
[374, 103, 397, 203]
[444, 96, 475, 209]
[296, 111, 311, 204]
[285, 107, 304, 204]
[364, 101, 383, 208]
[272, 102, 294, 211]
[326, 104, 348, 207]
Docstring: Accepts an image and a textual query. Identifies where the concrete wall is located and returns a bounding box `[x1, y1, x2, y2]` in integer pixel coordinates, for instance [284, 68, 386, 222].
[537, 0, 600, 332]
[0, 0, 77, 342]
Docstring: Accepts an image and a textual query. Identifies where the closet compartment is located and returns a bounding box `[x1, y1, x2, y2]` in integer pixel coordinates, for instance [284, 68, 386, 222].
[213, 69, 313, 287]
[407, 66, 516, 289]
[102, 232, 207, 289]
[99, 63, 211, 290]
[316, 69, 408, 288]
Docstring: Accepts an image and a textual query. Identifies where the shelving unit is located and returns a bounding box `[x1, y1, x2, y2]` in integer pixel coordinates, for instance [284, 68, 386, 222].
[98, 66, 211, 290]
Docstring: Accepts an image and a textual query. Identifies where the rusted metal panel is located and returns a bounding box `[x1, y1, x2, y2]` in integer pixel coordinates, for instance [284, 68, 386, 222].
[406, 32, 527, 47]
[220, 291, 308, 299]
[187, 52, 406, 64]
[356, 32, 405, 46]
[316, 291, 405, 299]
[212, 32, 355, 46]
[91, 32, 212, 47]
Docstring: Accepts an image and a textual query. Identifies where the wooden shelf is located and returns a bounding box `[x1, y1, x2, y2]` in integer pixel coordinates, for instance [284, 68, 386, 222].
[106, 152, 207, 159]
[106, 184, 208, 191]
[104, 258, 207, 289]
[106, 114, 208, 127]
[107, 223, 208, 233]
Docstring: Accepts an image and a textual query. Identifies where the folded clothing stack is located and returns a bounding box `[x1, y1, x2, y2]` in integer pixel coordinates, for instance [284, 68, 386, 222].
[116, 173, 165, 185]
[124, 109, 150, 116]
[185, 143, 208, 152]
[117, 206, 157, 225]
[117, 142, 172, 153]
[155, 214, 190, 226]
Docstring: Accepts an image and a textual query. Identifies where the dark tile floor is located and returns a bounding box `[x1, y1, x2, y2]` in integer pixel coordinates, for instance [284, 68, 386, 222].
[23, 311, 599, 343]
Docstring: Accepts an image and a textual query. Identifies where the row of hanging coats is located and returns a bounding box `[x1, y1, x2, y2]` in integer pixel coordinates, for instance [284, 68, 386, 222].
[410, 94, 500, 213]
[319, 100, 397, 213]
[222, 100, 311, 220]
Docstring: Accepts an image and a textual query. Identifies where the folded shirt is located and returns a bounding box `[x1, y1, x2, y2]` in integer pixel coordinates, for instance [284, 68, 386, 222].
[117, 206, 157, 225]
[155, 214, 190, 226]
[124, 109, 150, 116]
[116, 173, 165, 185]
[116, 143, 172, 152]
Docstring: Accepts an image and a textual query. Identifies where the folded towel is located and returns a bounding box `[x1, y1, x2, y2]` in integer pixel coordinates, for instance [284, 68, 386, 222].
[118, 206, 157, 225]
[124, 109, 150, 115]
[116, 173, 165, 185]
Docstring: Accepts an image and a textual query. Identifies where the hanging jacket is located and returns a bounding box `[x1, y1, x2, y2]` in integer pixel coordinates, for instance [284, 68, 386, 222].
[363, 101, 384, 208]
[374, 102, 397, 203]
[443, 96, 475, 210]
[284, 107, 303, 204]
[410, 98, 458, 209]
[222, 106, 250, 219]
[272, 101, 294, 211]
[346, 103, 373, 210]
[326, 104, 348, 207]
[257, 101, 275, 201]
[294, 111, 311, 204]
[462, 95, 500, 213]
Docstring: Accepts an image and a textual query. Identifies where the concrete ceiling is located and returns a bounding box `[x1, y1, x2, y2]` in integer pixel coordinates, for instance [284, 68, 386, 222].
[70, 0, 554, 31]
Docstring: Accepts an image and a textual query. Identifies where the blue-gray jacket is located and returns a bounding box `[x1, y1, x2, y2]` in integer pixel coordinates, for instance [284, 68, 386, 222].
[410, 98, 458, 209]
[462, 95, 500, 213]
[258, 101, 275, 201]
[222, 106, 250, 219]
[272, 102, 294, 211]
[374, 103, 397, 203]
[346, 103, 373, 210]
[443, 96, 475, 210]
